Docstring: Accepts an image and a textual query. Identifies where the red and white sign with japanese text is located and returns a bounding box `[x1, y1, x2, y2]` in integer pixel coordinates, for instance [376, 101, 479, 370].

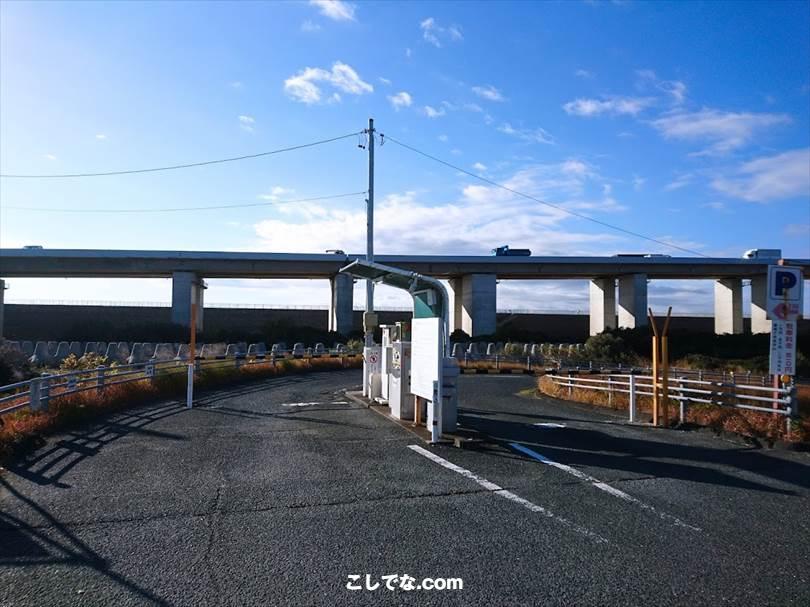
[769, 320, 796, 376]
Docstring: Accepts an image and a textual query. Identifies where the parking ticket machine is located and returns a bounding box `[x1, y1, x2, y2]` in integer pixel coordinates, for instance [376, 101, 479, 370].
[380, 325, 394, 402]
[389, 338, 412, 420]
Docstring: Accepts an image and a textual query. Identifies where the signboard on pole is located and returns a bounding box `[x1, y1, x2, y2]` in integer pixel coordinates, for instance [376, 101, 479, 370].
[769, 320, 797, 376]
[766, 266, 804, 321]
[411, 317, 440, 400]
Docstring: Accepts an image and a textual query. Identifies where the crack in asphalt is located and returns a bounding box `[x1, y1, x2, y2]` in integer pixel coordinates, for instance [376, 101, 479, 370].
[200, 485, 225, 605]
[0, 486, 505, 535]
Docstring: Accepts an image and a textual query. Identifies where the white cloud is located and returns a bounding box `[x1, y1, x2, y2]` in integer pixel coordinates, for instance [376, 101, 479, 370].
[472, 162, 487, 172]
[405, 48, 412, 58]
[301, 20, 322, 32]
[422, 105, 446, 118]
[238, 115, 255, 132]
[253, 169, 623, 259]
[462, 160, 602, 208]
[309, 0, 355, 21]
[711, 148, 810, 202]
[283, 61, 372, 104]
[450, 148, 462, 156]
[472, 85, 505, 102]
[702, 201, 728, 212]
[419, 17, 463, 47]
[463, 102, 483, 113]
[387, 91, 413, 110]
[663, 173, 693, 191]
[44, 154, 57, 161]
[575, 69, 594, 79]
[438, 134, 449, 142]
[563, 96, 654, 117]
[378, 77, 392, 86]
[636, 69, 687, 104]
[229, 81, 243, 88]
[258, 186, 295, 201]
[95, 134, 107, 140]
[498, 123, 555, 145]
[650, 108, 791, 155]
[632, 175, 645, 191]
[560, 159, 592, 176]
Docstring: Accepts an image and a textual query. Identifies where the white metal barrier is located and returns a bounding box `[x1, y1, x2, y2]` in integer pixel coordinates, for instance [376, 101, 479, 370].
[0, 351, 362, 417]
[545, 373, 798, 429]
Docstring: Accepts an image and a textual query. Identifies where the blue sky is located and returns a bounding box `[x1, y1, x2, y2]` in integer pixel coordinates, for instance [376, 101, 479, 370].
[1, 0, 808, 313]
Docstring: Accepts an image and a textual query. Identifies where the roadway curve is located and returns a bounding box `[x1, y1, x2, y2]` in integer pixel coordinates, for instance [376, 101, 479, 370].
[1, 372, 809, 605]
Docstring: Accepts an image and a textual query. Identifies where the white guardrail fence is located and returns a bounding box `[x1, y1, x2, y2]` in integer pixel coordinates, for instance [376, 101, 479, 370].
[0, 351, 361, 418]
[545, 373, 799, 430]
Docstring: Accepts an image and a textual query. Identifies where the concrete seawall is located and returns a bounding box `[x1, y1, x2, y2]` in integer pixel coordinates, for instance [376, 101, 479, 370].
[5, 303, 806, 342]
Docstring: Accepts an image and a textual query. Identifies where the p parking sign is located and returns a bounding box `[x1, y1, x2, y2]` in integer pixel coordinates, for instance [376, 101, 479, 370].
[766, 266, 803, 321]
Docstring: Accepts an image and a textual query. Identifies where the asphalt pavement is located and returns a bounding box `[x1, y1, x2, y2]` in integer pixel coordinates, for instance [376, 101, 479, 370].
[1, 371, 809, 606]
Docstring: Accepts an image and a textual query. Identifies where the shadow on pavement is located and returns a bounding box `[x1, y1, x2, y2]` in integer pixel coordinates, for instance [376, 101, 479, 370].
[460, 411, 810, 495]
[0, 478, 171, 605]
[5, 402, 187, 489]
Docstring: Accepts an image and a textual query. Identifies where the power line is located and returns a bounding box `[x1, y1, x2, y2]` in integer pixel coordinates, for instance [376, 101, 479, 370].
[383, 135, 708, 258]
[1, 191, 366, 213]
[0, 132, 362, 179]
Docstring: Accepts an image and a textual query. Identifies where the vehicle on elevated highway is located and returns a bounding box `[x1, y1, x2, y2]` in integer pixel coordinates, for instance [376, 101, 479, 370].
[492, 245, 531, 257]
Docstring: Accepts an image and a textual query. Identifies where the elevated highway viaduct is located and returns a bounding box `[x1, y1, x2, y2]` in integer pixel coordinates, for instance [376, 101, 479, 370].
[1, 248, 808, 338]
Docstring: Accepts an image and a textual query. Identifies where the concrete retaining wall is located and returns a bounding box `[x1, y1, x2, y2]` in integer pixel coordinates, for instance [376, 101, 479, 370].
[3, 303, 808, 342]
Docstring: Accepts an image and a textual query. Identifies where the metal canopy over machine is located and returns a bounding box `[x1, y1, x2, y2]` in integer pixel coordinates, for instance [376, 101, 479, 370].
[340, 259, 455, 441]
[339, 260, 448, 324]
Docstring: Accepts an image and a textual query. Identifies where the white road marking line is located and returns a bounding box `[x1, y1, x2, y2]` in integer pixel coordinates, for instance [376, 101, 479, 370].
[407, 444, 608, 544]
[509, 443, 701, 532]
[533, 422, 566, 428]
[281, 401, 350, 407]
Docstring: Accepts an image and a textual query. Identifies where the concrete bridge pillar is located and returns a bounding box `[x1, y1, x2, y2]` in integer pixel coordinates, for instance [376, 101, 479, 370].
[618, 274, 648, 329]
[0, 279, 5, 338]
[450, 274, 496, 337]
[171, 271, 205, 331]
[750, 275, 770, 334]
[714, 278, 743, 335]
[589, 278, 617, 336]
[329, 273, 354, 336]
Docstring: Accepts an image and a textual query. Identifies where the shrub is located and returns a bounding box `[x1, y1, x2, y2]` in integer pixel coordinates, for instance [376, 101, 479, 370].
[584, 333, 637, 364]
[450, 329, 471, 342]
[0, 341, 35, 385]
[59, 353, 109, 372]
[503, 343, 523, 356]
[346, 338, 364, 352]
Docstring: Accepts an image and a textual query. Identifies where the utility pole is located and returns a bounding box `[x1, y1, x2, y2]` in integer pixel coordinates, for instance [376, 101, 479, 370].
[364, 117, 375, 347]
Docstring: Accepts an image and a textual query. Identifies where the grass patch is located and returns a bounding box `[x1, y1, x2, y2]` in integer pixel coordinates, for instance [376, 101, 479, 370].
[0, 355, 361, 464]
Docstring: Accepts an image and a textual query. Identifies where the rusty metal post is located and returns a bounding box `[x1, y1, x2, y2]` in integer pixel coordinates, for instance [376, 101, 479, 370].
[661, 336, 669, 426]
[660, 307, 672, 427]
[651, 335, 659, 426]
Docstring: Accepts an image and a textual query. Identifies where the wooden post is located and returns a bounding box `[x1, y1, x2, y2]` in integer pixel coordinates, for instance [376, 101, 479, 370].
[651, 335, 659, 426]
[649, 308, 660, 426]
[661, 336, 669, 426]
[661, 307, 672, 427]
